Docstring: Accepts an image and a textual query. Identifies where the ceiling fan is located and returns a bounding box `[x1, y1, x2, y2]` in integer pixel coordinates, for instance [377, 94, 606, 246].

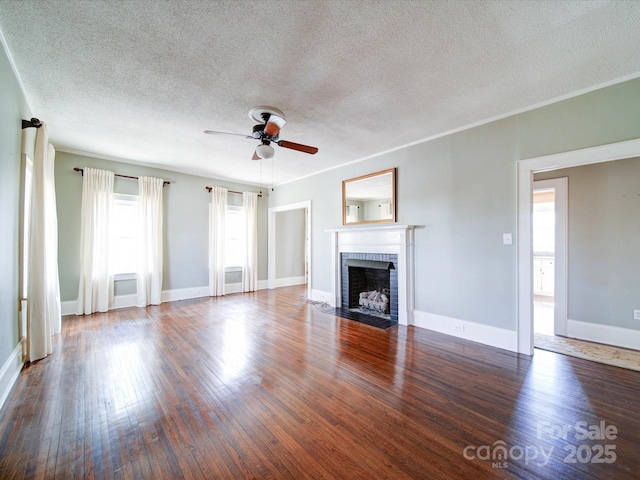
[204, 106, 318, 160]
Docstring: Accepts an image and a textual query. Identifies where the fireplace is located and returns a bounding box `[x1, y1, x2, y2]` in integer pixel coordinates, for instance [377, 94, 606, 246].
[328, 225, 416, 326]
[341, 253, 398, 323]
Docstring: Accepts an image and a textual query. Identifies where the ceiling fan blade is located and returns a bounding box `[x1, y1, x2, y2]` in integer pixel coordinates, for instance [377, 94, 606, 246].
[252, 149, 261, 161]
[264, 114, 286, 137]
[277, 140, 318, 155]
[204, 130, 252, 139]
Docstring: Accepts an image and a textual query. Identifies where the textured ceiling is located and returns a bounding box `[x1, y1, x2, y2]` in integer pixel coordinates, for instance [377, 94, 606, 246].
[1, 1, 640, 186]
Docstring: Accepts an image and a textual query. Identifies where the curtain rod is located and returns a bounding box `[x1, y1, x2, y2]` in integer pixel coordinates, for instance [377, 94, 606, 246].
[205, 186, 262, 197]
[22, 118, 42, 129]
[73, 167, 170, 185]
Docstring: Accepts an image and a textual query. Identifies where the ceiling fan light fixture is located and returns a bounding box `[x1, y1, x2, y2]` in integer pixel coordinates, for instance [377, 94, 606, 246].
[205, 106, 318, 161]
[256, 143, 275, 159]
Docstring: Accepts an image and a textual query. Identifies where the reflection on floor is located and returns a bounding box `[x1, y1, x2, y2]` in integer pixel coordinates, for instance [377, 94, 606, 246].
[535, 333, 640, 372]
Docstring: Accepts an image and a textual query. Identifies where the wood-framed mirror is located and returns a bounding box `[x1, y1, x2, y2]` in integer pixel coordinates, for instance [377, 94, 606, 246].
[342, 168, 396, 225]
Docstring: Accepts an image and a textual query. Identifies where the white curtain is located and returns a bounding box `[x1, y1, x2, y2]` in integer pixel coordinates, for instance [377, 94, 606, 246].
[380, 202, 392, 219]
[136, 176, 164, 307]
[77, 168, 114, 315]
[27, 124, 61, 361]
[209, 186, 227, 296]
[242, 191, 258, 292]
[346, 204, 359, 222]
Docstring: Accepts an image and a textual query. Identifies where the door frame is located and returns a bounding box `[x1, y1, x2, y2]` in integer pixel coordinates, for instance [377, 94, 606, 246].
[267, 200, 312, 299]
[517, 138, 640, 354]
[533, 177, 568, 336]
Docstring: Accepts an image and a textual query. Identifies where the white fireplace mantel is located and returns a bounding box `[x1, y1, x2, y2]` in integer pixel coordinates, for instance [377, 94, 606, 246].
[327, 225, 417, 325]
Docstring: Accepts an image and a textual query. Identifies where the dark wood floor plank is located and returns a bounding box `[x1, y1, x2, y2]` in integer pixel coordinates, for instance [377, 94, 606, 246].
[1, 286, 640, 479]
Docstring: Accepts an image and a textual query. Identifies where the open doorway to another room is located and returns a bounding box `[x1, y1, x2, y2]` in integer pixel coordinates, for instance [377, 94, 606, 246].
[267, 201, 312, 299]
[518, 139, 640, 357]
[532, 177, 568, 341]
[532, 187, 555, 336]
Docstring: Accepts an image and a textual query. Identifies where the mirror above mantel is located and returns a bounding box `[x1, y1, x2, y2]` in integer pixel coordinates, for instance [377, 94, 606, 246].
[342, 168, 396, 225]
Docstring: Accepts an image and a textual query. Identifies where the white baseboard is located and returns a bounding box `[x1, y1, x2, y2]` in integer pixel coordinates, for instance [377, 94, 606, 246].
[226, 280, 270, 294]
[310, 289, 334, 306]
[567, 319, 640, 351]
[0, 343, 23, 412]
[225, 282, 242, 294]
[61, 300, 77, 316]
[274, 276, 307, 288]
[161, 286, 209, 303]
[62, 280, 272, 315]
[112, 294, 137, 309]
[413, 310, 518, 353]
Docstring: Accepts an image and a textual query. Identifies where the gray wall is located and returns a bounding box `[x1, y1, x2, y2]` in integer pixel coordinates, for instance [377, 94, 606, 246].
[535, 158, 640, 329]
[0, 44, 31, 369]
[270, 77, 640, 332]
[55, 152, 268, 302]
[275, 209, 306, 279]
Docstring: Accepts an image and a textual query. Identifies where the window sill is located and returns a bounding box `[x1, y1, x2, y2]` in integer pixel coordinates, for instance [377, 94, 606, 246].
[114, 273, 137, 281]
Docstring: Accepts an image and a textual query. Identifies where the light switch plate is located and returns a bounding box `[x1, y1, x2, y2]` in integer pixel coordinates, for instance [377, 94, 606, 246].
[503, 233, 513, 245]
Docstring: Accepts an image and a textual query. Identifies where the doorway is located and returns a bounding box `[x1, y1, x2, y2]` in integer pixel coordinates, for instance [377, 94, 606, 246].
[267, 200, 312, 299]
[517, 138, 640, 354]
[532, 186, 555, 335]
[532, 178, 567, 339]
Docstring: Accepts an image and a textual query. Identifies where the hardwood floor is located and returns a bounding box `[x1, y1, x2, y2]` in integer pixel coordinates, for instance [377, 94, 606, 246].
[1, 286, 639, 479]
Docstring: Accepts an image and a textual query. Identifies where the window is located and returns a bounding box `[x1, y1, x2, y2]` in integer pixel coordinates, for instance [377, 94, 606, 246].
[533, 201, 555, 253]
[345, 204, 359, 223]
[225, 205, 245, 268]
[111, 194, 138, 275]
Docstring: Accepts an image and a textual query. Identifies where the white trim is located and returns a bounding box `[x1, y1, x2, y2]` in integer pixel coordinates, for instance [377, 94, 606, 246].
[276, 74, 640, 188]
[517, 138, 640, 355]
[227, 280, 269, 293]
[114, 273, 136, 281]
[61, 279, 272, 315]
[0, 29, 35, 114]
[533, 178, 568, 336]
[268, 200, 312, 301]
[567, 319, 640, 351]
[274, 276, 307, 288]
[310, 289, 333, 305]
[112, 294, 137, 309]
[63, 286, 209, 315]
[329, 225, 417, 326]
[0, 343, 23, 413]
[113, 193, 137, 202]
[414, 310, 518, 353]
[61, 300, 77, 316]
[225, 282, 242, 294]
[161, 286, 209, 303]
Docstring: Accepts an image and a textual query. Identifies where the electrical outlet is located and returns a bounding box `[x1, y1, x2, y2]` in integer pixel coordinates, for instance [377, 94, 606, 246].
[634, 310, 640, 321]
[454, 325, 465, 333]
